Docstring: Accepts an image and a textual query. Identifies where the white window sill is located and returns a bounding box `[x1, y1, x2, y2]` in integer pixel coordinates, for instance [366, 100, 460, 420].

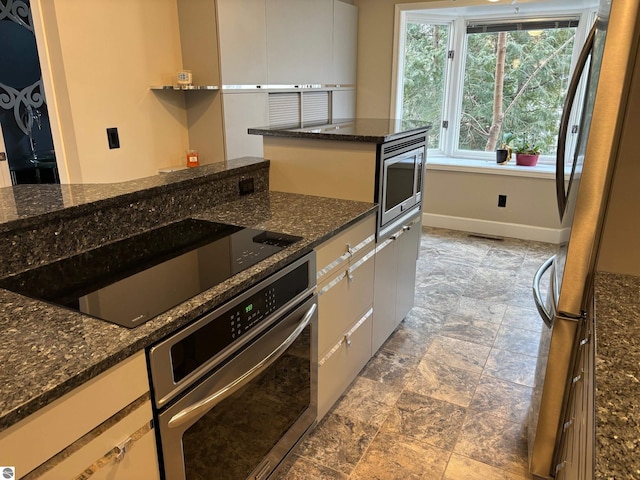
[426, 156, 555, 180]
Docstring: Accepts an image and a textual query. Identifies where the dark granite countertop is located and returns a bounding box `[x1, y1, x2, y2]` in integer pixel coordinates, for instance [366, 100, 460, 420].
[0, 184, 376, 432]
[594, 272, 640, 479]
[0, 157, 267, 232]
[248, 118, 431, 143]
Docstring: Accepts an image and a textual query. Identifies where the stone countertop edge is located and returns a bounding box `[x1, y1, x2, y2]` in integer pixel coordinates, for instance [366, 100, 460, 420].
[0, 157, 268, 233]
[247, 127, 429, 144]
[594, 271, 640, 479]
[247, 118, 432, 144]
[0, 190, 377, 433]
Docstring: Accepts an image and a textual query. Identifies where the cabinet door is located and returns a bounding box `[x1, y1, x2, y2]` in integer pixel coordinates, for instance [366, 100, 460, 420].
[222, 92, 269, 159]
[372, 237, 399, 354]
[37, 400, 159, 480]
[318, 311, 373, 419]
[217, 0, 268, 85]
[332, 0, 357, 86]
[332, 89, 356, 120]
[396, 218, 421, 326]
[266, 0, 333, 84]
[317, 249, 375, 357]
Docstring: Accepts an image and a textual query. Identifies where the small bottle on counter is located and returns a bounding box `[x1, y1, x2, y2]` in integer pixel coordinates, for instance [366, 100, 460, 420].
[186, 149, 199, 168]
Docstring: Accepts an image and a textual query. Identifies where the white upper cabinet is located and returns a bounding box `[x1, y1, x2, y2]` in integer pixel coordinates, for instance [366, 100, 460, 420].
[217, 0, 268, 85]
[265, 0, 334, 85]
[333, 0, 358, 85]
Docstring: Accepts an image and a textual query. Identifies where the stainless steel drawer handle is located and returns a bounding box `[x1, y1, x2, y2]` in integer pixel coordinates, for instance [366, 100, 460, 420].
[167, 303, 317, 429]
[345, 333, 352, 347]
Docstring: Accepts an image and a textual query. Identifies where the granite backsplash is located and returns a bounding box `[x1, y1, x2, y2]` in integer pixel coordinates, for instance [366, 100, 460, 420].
[0, 158, 269, 278]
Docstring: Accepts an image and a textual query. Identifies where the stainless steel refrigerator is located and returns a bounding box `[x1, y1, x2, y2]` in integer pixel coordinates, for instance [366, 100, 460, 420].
[528, 0, 640, 478]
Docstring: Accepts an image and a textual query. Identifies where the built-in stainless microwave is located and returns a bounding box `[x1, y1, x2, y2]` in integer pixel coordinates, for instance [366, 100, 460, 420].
[378, 135, 426, 238]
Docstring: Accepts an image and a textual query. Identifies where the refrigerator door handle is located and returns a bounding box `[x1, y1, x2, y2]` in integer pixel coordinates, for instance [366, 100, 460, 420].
[533, 255, 556, 329]
[556, 23, 596, 220]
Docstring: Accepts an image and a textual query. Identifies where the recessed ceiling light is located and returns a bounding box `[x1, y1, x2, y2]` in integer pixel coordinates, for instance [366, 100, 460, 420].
[488, 0, 500, 3]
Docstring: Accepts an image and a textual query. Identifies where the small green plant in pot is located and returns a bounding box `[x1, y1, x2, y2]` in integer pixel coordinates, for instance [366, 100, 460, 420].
[514, 139, 541, 166]
[496, 132, 516, 164]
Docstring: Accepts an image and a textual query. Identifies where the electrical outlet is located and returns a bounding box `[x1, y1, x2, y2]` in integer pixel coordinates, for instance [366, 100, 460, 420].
[239, 177, 255, 195]
[498, 194, 507, 207]
[107, 127, 120, 149]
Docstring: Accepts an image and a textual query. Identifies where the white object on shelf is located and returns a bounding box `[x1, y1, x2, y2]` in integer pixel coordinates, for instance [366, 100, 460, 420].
[150, 85, 219, 91]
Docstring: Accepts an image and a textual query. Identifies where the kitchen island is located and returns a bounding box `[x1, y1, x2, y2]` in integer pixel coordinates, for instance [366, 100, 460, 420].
[0, 157, 376, 478]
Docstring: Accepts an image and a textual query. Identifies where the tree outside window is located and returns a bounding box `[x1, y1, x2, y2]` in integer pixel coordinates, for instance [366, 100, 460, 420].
[460, 22, 577, 156]
[400, 15, 584, 163]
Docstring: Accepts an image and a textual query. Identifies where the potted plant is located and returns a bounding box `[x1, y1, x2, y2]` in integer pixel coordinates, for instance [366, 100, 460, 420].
[496, 132, 516, 164]
[514, 139, 541, 166]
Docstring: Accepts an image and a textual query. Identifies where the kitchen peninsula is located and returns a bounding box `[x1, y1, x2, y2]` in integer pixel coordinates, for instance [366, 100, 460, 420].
[249, 118, 431, 204]
[0, 157, 376, 479]
[250, 118, 432, 415]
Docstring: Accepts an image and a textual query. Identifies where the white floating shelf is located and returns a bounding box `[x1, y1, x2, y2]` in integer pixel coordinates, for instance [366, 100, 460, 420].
[150, 85, 219, 91]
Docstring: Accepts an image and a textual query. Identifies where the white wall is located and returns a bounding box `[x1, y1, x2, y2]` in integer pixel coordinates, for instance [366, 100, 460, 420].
[35, 0, 190, 184]
[354, 0, 564, 241]
[424, 168, 561, 242]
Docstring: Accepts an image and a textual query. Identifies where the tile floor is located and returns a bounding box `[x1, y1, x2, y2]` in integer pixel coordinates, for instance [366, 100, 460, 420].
[276, 227, 556, 480]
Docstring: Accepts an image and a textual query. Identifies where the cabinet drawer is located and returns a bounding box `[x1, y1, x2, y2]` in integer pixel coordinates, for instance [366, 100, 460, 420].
[0, 351, 149, 477]
[317, 309, 373, 420]
[35, 399, 159, 480]
[317, 248, 375, 356]
[316, 215, 375, 284]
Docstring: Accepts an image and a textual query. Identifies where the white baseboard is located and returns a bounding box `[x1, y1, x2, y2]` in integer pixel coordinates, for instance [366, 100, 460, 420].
[423, 213, 562, 244]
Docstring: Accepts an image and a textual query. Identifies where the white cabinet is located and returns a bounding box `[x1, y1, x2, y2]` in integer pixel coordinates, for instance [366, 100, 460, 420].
[217, 0, 268, 86]
[372, 215, 422, 354]
[266, 0, 334, 85]
[222, 92, 269, 159]
[332, 0, 358, 86]
[0, 352, 159, 479]
[332, 89, 356, 120]
[315, 215, 376, 419]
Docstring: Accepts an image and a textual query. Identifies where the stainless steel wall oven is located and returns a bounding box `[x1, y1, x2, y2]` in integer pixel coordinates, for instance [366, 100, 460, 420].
[377, 132, 427, 239]
[148, 252, 317, 480]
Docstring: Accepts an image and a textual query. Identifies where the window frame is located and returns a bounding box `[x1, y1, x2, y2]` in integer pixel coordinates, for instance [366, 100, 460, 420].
[391, 2, 597, 168]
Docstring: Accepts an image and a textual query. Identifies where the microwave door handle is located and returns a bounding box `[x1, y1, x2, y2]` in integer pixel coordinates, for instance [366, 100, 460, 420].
[556, 23, 595, 220]
[533, 255, 555, 329]
[167, 303, 317, 430]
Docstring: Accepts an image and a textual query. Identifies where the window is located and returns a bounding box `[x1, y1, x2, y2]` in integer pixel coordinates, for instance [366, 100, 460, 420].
[394, 4, 596, 166]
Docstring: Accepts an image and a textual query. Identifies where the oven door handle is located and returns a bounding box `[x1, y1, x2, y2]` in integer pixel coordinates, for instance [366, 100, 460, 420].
[167, 303, 317, 430]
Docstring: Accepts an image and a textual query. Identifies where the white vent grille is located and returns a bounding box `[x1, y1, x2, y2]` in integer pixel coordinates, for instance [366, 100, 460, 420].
[269, 92, 300, 126]
[302, 91, 330, 124]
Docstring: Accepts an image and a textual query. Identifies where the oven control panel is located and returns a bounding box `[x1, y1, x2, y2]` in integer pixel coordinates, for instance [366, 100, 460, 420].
[230, 287, 277, 339]
[169, 261, 311, 384]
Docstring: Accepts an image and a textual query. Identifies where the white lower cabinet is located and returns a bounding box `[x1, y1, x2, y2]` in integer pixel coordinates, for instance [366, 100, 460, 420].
[36, 400, 159, 480]
[318, 310, 373, 419]
[315, 216, 375, 420]
[372, 215, 422, 354]
[0, 351, 159, 480]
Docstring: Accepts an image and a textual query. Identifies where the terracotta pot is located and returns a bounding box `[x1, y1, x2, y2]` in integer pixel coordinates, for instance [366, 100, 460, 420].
[516, 153, 539, 166]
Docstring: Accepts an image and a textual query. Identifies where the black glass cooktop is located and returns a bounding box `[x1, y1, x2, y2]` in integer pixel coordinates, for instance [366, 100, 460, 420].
[0, 219, 302, 328]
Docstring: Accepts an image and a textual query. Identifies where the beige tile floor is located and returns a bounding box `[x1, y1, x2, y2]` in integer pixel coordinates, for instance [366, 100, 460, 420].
[276, 227, 556, 480]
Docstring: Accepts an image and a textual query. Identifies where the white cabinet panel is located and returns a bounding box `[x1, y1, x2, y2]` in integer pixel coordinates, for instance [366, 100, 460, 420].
[266, 0, 333, 85]
[333, 0, 358, 86]
[372, 237, 399, 354]
[222, 92, 268, 159]
[0, 352, 149, 477]
[396, 218, 421, 325]
[332, 89, 356, 120]
[217, 0, 268, 85]
[318, 311, 373, 419]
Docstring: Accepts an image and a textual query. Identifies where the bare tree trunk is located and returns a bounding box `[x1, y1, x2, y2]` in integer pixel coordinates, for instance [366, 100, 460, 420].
[485, 32, 507, 151]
